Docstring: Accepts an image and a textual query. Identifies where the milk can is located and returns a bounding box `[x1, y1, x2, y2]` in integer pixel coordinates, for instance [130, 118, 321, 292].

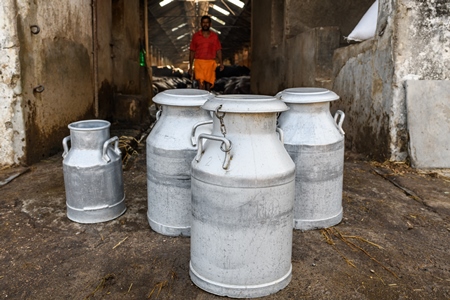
[277, 87, 345, 230]
[190, 95, 295, 298]
[146, 89, 212, 236]
[62, 120, 126, 224]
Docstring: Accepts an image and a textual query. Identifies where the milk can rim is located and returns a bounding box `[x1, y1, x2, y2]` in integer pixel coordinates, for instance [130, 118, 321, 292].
[153, 89, 212, 106]
[202, 94, 289, 113]
[277, 87, 339, 103]
[68, 119, 111, 131]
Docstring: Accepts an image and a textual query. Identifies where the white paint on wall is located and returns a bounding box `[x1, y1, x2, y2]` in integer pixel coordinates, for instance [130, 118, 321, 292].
[0, 1, 26, 166]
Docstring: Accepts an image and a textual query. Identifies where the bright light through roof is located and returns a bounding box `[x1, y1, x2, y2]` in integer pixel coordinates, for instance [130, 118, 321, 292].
[210, 4, 230, 16]
[177, 33, 189, 40]
[210, 27, 221, 35]
[172, 23, 187, 32]
[159, 0, 173, 7]
[210, 16, 226, 25]
[227, 0, 245, 8]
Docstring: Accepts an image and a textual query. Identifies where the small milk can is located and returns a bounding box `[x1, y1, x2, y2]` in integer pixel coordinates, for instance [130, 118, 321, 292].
[146, 89, 212, 236]
[277, 87, 345, 230]
[190, 95, 295, 298]
[62, 119, 126, 224]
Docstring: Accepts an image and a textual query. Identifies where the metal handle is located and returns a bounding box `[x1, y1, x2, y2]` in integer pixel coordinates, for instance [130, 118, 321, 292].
[191, 120, 213, 146]
[102, 136, 121, 163]
[276, 127, 284, 144]
[156, 109, 162, 121]
[275, 91, 282, 99]
[62, 136, 71, 158]
[195, 133, 232, 170]
[334, 110, 345, 135]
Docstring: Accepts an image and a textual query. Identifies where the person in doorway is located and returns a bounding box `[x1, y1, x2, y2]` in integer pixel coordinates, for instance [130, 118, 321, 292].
[188, 15, 224, 91]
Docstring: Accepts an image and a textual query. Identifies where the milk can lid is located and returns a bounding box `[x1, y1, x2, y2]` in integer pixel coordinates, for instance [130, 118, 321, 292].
[202, 94, 289, 113]
[276, 87, 339, 103]
[153, 89, 213, 106]
[68, 119, 110, 131]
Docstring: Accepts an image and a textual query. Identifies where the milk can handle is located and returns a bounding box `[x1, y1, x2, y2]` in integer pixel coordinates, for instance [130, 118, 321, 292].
[195, 133, 232, 170]
[62, 136, 71, 158]
[191, 120, 213, 146]
[276, 127, 284, 144]
[334, 110, 345, 135]
[102, 136, 121, 163]
[156, 108, 162, 121]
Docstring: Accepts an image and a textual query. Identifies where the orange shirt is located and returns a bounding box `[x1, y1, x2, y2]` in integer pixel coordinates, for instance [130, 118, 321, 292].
[190, 31, 222, 60]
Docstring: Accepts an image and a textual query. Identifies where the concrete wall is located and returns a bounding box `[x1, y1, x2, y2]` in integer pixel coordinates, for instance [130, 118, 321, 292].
[16, 0, 94, 164]
[251, 0, 449, 162]
[0, 0, 144, 167]
[331, 0, 449, 161]
[330, 0, 395, 161]
[393, 0, 450, 161]
[406, 80, 450, 168]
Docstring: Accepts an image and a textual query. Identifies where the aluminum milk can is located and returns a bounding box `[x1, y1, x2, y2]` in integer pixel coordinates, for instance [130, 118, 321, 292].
[62, 119, 126, 223]
[277, 87, 345, 230]
[190, 95, 295, 298]
[146, 89, 212, 236]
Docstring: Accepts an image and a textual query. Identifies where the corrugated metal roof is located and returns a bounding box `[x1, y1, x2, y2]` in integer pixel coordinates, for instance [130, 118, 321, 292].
[148, 0, 251, 65]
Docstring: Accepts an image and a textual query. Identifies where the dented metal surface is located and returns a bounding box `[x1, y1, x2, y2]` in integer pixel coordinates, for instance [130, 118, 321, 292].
[62, 120, 126, 224]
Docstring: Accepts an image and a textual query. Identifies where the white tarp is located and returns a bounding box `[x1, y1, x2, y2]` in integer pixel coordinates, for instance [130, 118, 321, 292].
[346, 0, 378, 42]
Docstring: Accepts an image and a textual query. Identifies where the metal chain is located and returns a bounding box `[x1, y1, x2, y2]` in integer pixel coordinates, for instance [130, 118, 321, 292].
[214, 105, 227, 137]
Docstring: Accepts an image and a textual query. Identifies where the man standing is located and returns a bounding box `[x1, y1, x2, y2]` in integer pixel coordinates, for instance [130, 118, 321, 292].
[188, 15, 224, 91]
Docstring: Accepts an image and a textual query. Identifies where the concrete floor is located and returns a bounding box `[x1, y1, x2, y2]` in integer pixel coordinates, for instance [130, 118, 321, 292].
[1, 129, 450, 299]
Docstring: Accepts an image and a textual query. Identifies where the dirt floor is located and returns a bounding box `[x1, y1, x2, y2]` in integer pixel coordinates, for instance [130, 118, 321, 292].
[1, 127, 450, 300]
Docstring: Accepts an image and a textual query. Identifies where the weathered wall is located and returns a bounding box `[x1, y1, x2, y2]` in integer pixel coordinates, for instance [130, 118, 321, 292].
[252, 0, 449, 162]
[330, 0, 395, 160]
[406, 80, 450, 168]
[17, 0, 94, 164]
[0, 0, 145, 167]
[331, 0, 449, 161]
[392, 0, 450, 161]
[0, 2, 26, 166]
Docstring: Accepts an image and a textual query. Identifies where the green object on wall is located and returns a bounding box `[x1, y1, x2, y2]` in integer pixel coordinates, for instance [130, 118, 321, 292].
[140, 49, 146, 67]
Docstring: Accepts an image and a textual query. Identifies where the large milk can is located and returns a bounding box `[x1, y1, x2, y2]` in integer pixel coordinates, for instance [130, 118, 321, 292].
[190, 95, 295, 298]
[277, 87, 345, 230]
[146, 89, 212, 236]
[62, 120, 126, 224]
